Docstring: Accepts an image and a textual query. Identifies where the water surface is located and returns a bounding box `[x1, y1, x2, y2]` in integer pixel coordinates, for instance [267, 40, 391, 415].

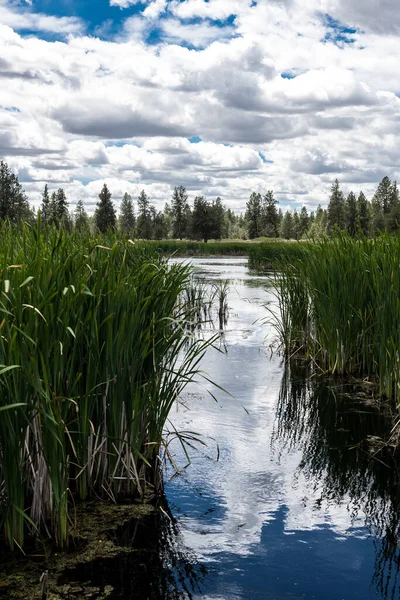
[165, 257, 400, 600]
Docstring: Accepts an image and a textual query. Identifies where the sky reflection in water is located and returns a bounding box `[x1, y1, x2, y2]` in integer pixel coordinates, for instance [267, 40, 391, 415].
[165, 257, 400, 600]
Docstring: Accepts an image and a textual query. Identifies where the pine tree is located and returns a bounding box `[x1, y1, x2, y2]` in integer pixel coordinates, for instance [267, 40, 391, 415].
[357, 192, 369, 235]
[40, 184, 51, 222]
[345, 191, 358, 236]
[171, 186, 189, 239]
[191, 196, 213, 242]
[293, 210, 301, 240]
[74, 200, 90, 232]
[373, 176, 392, 215]
[162, 203, 173, 238]
[370, 195, 384, 235]
[210, 197, 225, 240]
[55, 188, 69, 228]
[95, 184, 116, 233]
[119, 192, 135, 236]
[280, 211, 295, 239]
[327, 179, 345, 233]
[299, 206, 309, 238]
[136, 190, 153, 239]
[386, 181, 400, 233]
[0, 160, 32, 223]
[261, 190, 279, 237]
[245, 192, 262, 239]
[152, 210, 168, 240]
[49, 192, 58, 226]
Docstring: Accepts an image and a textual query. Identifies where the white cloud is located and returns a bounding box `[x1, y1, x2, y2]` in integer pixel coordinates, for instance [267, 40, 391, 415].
[143, 0, 168, 19]
[171, 0, 250, 21]
[1, 0, 400, 214]
[0, 5, 84, 34]
[109, 0, 142, 8]
[160, 18, 236, 47]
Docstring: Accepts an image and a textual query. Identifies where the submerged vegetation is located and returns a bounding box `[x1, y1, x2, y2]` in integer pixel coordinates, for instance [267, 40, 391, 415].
[0, 223, 216, 551]
[270, 234, 400, 401]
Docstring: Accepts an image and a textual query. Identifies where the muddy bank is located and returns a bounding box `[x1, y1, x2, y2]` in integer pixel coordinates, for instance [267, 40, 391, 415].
[0, 497, 204, 600]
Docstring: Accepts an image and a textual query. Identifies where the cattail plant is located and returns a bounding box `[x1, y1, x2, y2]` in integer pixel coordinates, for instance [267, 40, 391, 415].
[0, 223, 214, 549]
[269, 234, 400, 401]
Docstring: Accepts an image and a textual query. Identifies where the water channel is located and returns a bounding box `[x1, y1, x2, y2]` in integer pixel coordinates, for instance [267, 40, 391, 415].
[6, 255, 398, 600]
[162, 256, 400, 600]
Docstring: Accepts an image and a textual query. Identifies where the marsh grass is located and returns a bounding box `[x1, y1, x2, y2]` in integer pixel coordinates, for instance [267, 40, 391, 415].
[248, 240, 308, 270]
[270, 234, 400, 401]
[147, 240, 250, 256]
[0, 224, 217, 550]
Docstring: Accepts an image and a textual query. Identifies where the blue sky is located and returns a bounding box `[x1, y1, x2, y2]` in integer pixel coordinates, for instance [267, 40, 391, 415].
[1, 0, 400, 213]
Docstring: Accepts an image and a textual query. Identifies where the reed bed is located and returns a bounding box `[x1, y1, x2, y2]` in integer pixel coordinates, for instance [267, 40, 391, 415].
[147, 240, 250, 256]
[247, 240, 307, 270]
[0, 224, 214, 550]
[270, 234, 400, 401]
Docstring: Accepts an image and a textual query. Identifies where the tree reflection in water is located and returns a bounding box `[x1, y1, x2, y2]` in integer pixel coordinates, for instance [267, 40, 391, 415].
[58, 499, 206, 599]
[273, 362, 400, 600]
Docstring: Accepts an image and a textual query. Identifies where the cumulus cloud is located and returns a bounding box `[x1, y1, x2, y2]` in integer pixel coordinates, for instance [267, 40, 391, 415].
[160, 18, 236, 47]
[53, 99, 192, 138]
[0, 5, 84, 34]
[109, 0, 142, 8]
[0, 0, 399, 214]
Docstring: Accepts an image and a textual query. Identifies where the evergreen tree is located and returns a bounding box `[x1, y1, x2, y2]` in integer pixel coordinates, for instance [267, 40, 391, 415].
[74, 200, 90, 233]
[315, 204, 326, 226]
[277, 208, 283, 231]
[373, 176, 392, 215]
[49, 192, 58, 226]
[261, 190, 279, 237]
[386, 181, 400, 233]
[162, 202, 173, 238]
[119, 192, 135, 236]
[171, 186, 189, 239]
[370, 194, 384, 235]
[55, 188, 70, 229]
[280, 211, 295, 239]
[191, 196, 213, 242]
[327, 179, 345, 233]
[210, 197, 225, 240]
[95, 184, 116, 233]
[299, 206, 309, 238]
[345, 191, 358, 236]
[308, 205, 327, 239]
[152, 210, 168, 240]
[356, 192, 369, 236]
[293, 210, 301, 240]
[0, 160, 31, 223]
[40, 184, 51, 222]
[136, 190, 153, 239]
[245, 192, 262, 239]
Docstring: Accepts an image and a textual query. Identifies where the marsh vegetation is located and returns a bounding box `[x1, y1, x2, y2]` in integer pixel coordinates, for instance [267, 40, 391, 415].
[0, 224, 219, 552]
[269, 234, 400, 402]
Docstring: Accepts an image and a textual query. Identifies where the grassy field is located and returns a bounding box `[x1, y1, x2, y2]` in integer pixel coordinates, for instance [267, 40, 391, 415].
[0, 225, 214, 550]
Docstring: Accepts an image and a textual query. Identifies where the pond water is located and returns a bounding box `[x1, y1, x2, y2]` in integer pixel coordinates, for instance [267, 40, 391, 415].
[164, 257, 400, 600]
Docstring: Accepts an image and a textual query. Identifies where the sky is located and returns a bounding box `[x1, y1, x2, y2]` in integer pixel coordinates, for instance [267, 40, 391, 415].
[1, 0, 400, 215]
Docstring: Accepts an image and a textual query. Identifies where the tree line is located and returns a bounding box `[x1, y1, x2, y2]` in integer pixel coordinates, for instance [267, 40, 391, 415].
[1, 160, 399, 240]
[245, 177, 400, 240]
[0, 161, 246, 241]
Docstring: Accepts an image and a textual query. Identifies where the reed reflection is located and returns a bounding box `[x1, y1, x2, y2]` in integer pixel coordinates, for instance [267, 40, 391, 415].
[274, 362, 400, 600]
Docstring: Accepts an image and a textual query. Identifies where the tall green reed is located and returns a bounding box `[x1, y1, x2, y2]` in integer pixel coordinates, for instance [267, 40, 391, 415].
[0, 223, 215, 549]
[271, 234, 400, 401]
